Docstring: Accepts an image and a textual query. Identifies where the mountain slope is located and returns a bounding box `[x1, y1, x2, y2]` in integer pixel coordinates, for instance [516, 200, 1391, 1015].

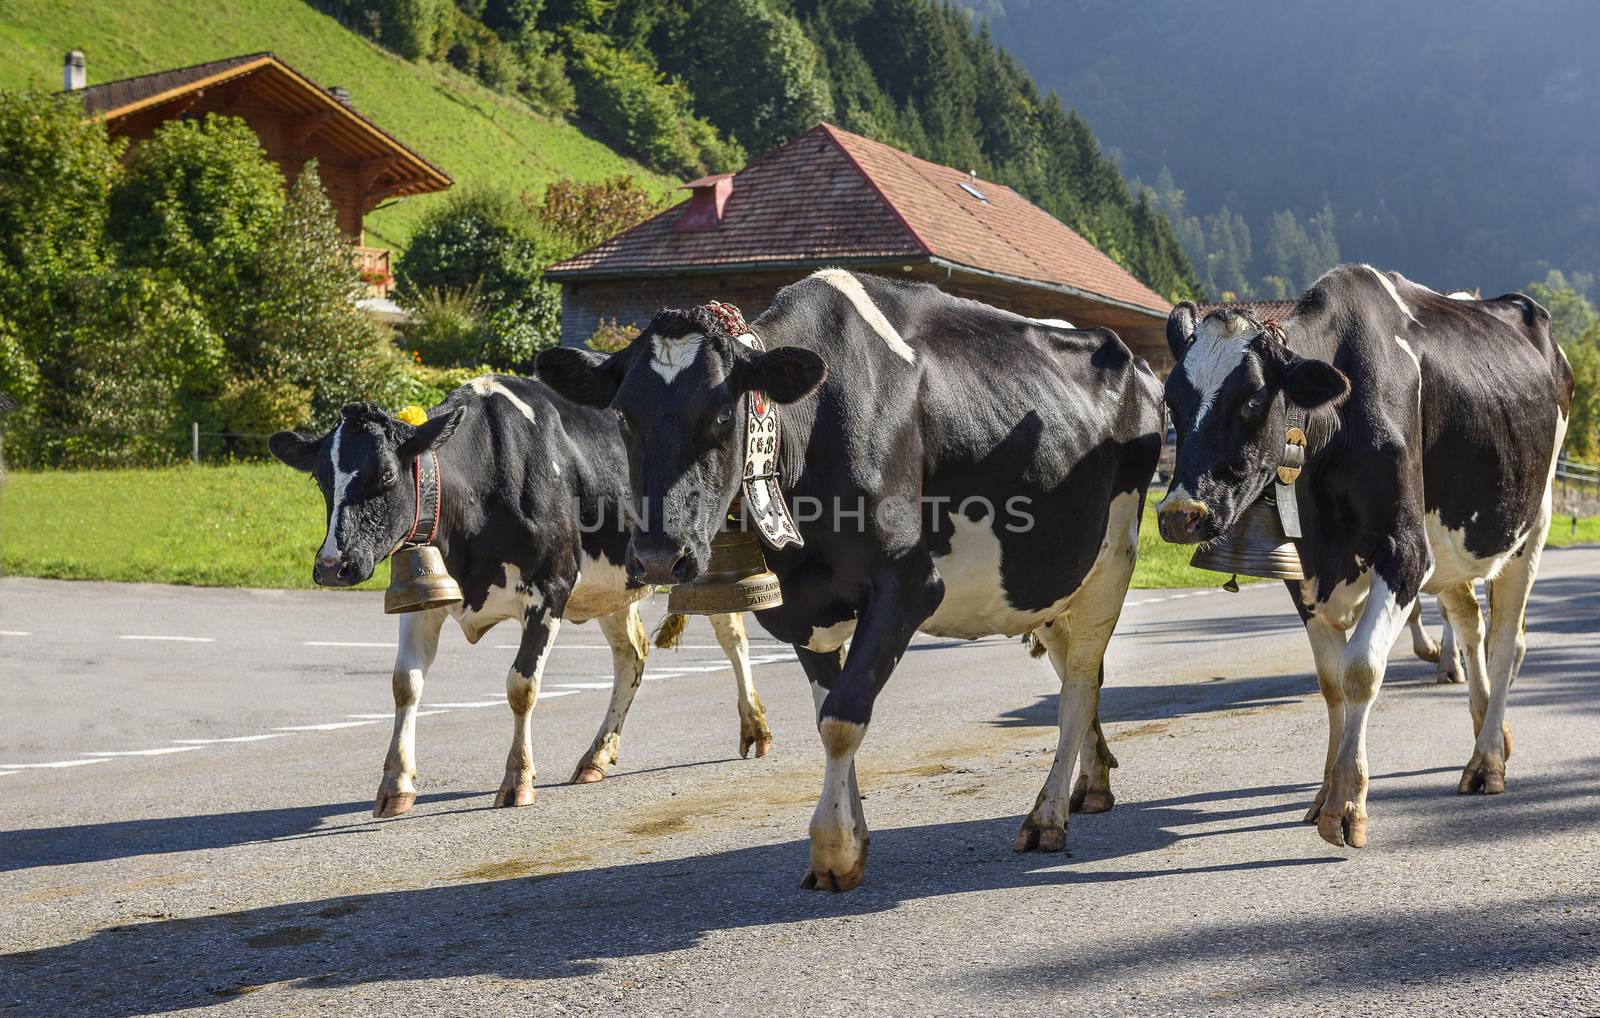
[0, 0, 675, 251]
[973, 0, 1600, 297]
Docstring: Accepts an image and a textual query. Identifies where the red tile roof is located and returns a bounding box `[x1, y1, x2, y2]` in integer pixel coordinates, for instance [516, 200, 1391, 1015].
[1199, 299, 1299, 323]
[548, 123, 1169, 316]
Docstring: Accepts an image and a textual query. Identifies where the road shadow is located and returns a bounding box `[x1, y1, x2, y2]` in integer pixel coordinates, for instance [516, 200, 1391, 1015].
[7, 761, 1597, 1016]
[0, 791, 481, 873]
[1, 774, 1346, 1015]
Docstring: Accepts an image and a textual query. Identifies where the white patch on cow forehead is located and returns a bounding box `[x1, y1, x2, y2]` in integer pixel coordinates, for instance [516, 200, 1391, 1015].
[318, 424, 357, 562]
[812, 268, 915, 363]
[650, 330, 705, 383]
[470, 375, 536, 423]
[1184, 314, 1256, 412]
[1364, 264, 1420, 325]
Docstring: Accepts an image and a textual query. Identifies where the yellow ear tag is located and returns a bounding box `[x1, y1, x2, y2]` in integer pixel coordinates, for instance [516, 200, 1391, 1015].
[395, 405, 429, 426]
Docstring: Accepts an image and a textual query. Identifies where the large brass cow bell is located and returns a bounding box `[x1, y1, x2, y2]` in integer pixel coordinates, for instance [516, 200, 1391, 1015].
[667, 526, 784, 615]
[1189, 494, 1304, 582]
[384, 544, 463, 614]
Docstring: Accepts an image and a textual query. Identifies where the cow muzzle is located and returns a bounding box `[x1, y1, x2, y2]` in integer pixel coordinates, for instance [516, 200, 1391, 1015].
[314, 553, 360, 587]
[627, 535, 698, 585]
[1156, 495, 1210, 544]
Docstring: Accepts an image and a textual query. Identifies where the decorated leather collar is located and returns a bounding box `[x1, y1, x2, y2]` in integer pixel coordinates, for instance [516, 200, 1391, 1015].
[700, 301, 804, 551]
[403, 449, 444, 546]
[1256, 317, 1308, 540]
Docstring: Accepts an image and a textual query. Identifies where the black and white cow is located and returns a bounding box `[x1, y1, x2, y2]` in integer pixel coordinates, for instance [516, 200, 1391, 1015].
[1157, 265, 1572, 848]
[268, 376, 771, 817]
[537, 269, 1163, 890]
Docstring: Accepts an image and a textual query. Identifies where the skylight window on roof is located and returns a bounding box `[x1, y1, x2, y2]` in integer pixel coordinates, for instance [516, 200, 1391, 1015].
[958, 181, 989, 203]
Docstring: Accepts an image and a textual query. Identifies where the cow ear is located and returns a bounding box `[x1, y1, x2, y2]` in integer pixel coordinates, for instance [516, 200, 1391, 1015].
[398, 406, 465, 461]
[269, 430, 325, 473]
[537, 347, 623, 408]
[1282, 356, 1350, 409]
[1166, 302, 1198, 362]
[736, 346, 827, 404]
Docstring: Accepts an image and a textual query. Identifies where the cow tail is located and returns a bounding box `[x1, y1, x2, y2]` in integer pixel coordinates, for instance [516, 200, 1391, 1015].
[652, 612, 689, 650]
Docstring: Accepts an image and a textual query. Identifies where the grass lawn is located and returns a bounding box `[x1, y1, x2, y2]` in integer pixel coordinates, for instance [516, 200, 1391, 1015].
[1, 463, 386, 590]
[0, 0, 677, 252]
[4, 464, 1596, 591]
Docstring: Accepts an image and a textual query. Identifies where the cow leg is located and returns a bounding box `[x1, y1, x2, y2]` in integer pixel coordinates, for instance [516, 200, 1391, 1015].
[1407, 600, 1440, 662]
[710, 612, 772, 759]
[1019, 489, 1138, 851]
[1460, 512, 1548, 794]
[1436, 614, 1464, 684]
[571, 603, 648, 784]
[803, 564, 943, 893]
[1301, 614, 1348, 825]
[1070, 695, 1118, 815]
[1319, 576, 1416, 848]
[495, 604, 561, 807]
[374, 607, 446, 818]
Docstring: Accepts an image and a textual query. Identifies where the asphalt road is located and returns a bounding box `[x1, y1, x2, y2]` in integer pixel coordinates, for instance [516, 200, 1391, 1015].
[2, 548, 1597, 1016]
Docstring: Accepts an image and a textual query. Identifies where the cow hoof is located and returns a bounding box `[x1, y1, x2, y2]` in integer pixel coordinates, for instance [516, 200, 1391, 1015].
[1069, 777, 1114, 813]
[1302, 781, 1331, 824]
[1457, 753, 1506, 795]
[372, 790, 415, 818]
[570, 765, 606, 784]
[493, 785, 536, 808]
[800, 864, 864, 893]
[1012, 819, 1067, 853]
[740, 733, 773, 760]
[1316, 805, 1365, 848]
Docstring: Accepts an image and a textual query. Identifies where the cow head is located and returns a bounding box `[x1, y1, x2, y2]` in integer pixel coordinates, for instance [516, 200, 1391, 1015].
[1157, 304, 1349, 544]
[536, 307, 825, 584]
[268, 402, 464, 586]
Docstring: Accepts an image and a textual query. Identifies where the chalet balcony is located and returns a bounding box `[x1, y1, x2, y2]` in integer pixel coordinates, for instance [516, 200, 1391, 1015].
[354, 245, 394, 298]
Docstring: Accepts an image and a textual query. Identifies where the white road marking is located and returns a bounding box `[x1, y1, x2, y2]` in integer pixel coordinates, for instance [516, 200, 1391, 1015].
[0, 771, 17, 777]
[346, 710, 449, 720]
[119, 634, 215, 643]
[305, 640, 397, 648]
[173, 734, 292, 744]
[424, 700, 504, 709]
[81, 746, 204, 757]
[0, 759, 110, 769]
[0, 630, 30, 636]
[539, 690, 580, 699]
[549, 682, 617, 691]
[273, 720, 381, 732]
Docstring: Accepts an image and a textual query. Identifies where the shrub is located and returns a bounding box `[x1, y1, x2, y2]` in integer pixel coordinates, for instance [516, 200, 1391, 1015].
[0, 90, 122, 311]
[108, 114, 285, 330]
[565, 30, 745, 178]
[24, 269, 225, 469]
[402, 286, 490, 366]
[249, 166, 403, 420]
[391, 363, 502, 411]
[217, 375, 315, 438]
[587, 317, 638, 353]
[534, 174, 665, 256]
[395, 189, 560, 368]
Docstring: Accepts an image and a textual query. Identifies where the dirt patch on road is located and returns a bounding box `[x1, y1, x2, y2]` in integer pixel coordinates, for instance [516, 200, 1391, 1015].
[458, 851, 595, 882]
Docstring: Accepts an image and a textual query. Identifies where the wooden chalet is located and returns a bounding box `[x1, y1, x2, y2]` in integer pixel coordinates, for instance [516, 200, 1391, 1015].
[66, 51, 451, 296]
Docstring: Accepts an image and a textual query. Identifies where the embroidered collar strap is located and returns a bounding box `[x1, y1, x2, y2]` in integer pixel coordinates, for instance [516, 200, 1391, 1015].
[702, 301, 804, 550]
[403, 449, 444, 546]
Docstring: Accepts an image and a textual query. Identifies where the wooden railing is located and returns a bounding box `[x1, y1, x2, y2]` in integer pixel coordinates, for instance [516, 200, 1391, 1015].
[354, 245, 393, 298]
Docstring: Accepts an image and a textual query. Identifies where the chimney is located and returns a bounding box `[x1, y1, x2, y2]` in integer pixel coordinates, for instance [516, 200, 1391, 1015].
[328, 86, 351, 106]
[63, 50, 85, 91]
[673, 174, 735, 233]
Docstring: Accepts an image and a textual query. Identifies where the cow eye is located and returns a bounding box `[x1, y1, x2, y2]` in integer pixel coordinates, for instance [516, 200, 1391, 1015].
[716, 404, 735, 426]
[380, 469, 397, 487]
[1242, 395, 1266, 419]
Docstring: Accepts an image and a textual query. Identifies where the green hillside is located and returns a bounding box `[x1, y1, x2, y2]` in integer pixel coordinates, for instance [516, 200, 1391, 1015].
[0, 0, 676, 252]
